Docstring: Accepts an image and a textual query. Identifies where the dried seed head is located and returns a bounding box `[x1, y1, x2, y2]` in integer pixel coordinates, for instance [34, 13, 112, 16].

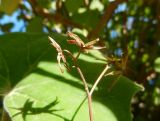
[48, 36, 68, 73]
[84, 38, 99, 48]
[48, 36, 62, 53]
[67, 32, 106, 53]
[67, 31, 85, 47]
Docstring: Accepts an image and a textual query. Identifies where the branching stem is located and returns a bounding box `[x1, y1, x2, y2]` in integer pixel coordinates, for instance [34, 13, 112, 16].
[76, 67, 93, 121]
[90, 65, 109, 95]
[63, 50, 111, 121]
[75, 51, 81, 60]
[64, 49, 93, 121]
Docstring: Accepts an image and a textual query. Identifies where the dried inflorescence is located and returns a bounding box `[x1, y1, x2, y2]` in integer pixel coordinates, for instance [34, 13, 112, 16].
[67, 31, 105, 53]
[49, 32, 106, 72]
[48, 32, 121, 121]
[48, 36, 69, 73]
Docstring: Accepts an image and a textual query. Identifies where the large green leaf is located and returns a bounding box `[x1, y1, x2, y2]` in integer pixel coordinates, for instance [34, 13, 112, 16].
[0, 33, 143, 121]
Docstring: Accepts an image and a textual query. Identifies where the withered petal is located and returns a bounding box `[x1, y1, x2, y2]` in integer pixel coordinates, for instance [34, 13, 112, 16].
[48, 36, 62, 53]
[57, 54, 64, 73]
[84, 38, 99, 47]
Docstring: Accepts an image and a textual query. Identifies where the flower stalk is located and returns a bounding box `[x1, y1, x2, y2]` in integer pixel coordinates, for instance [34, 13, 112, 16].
[49, 32, 115, 121]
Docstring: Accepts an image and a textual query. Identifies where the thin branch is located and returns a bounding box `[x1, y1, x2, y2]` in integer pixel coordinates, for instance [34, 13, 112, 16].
[74, 59, 93, 121]
[88, 0, 128, 39]
[76, 67, 93, 121]
[63, 49, 89, 93]
[63, 49, 93, 121]
[29, 0, 84, 29]
[90, 65, 109, 95]
[75, 51, 81, 60]
[76, 67, 90, 94]
[88, 94, 93, 121]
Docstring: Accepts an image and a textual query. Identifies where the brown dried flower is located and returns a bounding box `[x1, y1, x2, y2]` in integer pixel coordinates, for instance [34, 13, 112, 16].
[48, 36, 67, 73]
[67, 31, 105, 52]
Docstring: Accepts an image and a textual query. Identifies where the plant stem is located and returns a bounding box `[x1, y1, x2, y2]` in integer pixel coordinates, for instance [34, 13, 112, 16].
[75, 51, 81, 60]
[90, 65, 109, 95]
[76, 67, 93, 121]
[88, 94, 93, 121]
[64, 49, 93, 121]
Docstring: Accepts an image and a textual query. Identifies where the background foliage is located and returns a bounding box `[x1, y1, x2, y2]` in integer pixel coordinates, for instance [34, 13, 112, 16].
[0, 0, 160, 121]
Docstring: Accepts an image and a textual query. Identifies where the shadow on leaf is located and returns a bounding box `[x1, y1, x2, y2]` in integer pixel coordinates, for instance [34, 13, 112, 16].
[10, 96, 87, 121]
[10, 97, 69, 121]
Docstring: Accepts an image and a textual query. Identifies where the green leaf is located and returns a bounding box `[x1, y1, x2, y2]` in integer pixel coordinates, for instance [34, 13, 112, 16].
[65, 0, 84, 13]
[154, 57, 160, 73]
[0, 0, 21, 15]
[0, 33, 143, 121]
[72, 10, 100, 30]
[37, 0, 51, 8]
[26, 17, 43, 33]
